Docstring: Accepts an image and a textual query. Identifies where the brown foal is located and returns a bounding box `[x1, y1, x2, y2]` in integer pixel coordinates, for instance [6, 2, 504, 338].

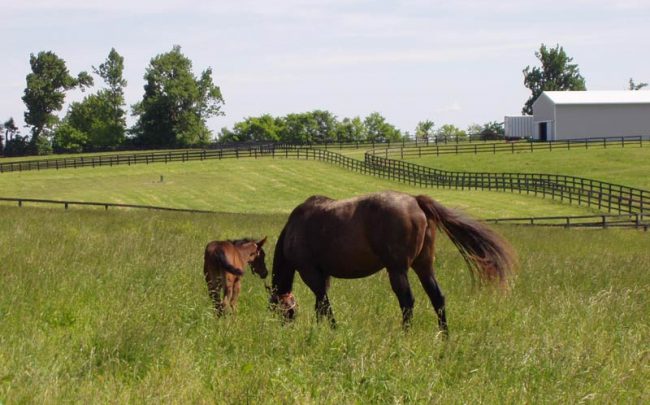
[203, 237, 268, 316]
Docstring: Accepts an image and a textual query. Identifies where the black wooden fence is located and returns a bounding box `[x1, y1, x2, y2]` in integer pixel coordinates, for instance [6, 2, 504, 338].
[2, 196, 647, 230]
[1, 144, 648, 215]
[374, 136, 643, 159]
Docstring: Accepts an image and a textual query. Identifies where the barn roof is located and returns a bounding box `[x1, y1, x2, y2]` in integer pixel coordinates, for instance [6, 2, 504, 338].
[541, 90, 650, 105]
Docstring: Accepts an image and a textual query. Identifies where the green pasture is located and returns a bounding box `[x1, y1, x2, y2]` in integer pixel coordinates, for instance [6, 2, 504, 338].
[403, 145, 650, 190]
[0, 158, 599, 218]
[1, 206, 648, 403]
[1, 146, 648, 403]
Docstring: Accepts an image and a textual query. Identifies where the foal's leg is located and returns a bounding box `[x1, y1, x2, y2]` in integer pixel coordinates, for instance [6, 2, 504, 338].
[204, 261, 224, 316]
[387, 268, 415, 329]
[222, 277, 235, 314]
[231, 278, 241, 313]
[413, 260, 448, 335]
[299, 268, 336, 328]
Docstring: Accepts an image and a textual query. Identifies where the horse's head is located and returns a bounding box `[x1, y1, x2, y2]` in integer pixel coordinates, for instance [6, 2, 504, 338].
[247, 236, 269, 279]
[269, 292, 297, 320]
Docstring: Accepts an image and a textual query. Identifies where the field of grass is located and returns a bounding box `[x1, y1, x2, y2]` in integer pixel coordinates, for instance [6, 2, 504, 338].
[1, 206, 648, 403]
[1, 146, 648, 403]
[0, 158, 598, 218]
[403, 145, 650, 190]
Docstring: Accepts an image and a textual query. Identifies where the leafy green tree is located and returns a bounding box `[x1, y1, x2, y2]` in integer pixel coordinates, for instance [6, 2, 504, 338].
[310, 110, 337, 143]
[280, 113, 316, 143]
[335, 117, 366, 142]
[364, 112, 402, 142]
[2, 117, 28, 156]
[466, 123, 483, 137]
[629, 78, 648, 90]
[132, 45, 224, 147]
[231, 115, 283, 142]
[522, 44, 586, 114]
[52, 123, 87, 153]
[0, 118, 16, 154]
[91, 48, 127, 147]
[53, 49, 128, 151]
[22, 51, 93, 154]
[436, 124, 466, 140]
[480, 121, 505, 140]
[415, 120, 435, 141]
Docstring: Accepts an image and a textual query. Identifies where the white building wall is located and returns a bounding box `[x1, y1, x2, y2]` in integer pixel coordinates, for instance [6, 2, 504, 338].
[554, 104, 650, 140]
[531, 94, 556, 140]
[504, 116, 534, 138]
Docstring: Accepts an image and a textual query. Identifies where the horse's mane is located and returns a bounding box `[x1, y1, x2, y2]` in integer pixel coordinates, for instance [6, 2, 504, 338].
[230, 238, 256, 246]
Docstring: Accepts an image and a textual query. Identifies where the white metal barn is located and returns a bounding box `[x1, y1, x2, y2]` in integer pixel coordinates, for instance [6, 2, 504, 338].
[531, 91, 650, 141]
[504, 116, 534, 138]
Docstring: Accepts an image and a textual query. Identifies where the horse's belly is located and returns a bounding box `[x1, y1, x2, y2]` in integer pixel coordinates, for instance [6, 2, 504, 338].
[323, 257, 384, 279]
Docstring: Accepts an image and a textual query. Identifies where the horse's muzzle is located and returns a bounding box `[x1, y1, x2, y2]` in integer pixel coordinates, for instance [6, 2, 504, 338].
[269, 292, 296, 320]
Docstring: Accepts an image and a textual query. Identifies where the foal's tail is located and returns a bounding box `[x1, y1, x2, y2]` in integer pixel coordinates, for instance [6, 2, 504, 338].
[415, 195, 517, 286]
[204, 245, 244, 276]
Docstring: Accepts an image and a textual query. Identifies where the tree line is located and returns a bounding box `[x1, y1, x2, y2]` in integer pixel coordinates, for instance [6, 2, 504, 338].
[2, 43, 645, 156]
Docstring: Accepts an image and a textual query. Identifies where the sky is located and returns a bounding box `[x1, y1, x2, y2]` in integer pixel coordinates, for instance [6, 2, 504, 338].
[2, 0, 649, 137]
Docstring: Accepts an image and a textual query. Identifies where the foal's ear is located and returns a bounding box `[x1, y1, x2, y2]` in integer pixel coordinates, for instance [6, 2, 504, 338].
[256, 236, 267, 248]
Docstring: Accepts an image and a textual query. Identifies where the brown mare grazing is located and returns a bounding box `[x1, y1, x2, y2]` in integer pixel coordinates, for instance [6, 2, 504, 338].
[204, 237, 268, 316]
[270, 191, 517, 333]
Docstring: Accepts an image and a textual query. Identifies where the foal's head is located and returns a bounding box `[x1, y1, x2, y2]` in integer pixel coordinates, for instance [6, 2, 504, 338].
[239, 237, 268, 279]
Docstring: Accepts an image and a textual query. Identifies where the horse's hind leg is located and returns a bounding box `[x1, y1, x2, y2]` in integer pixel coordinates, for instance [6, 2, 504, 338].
[387, 268, 415, 329]
[413, 259, 448, 335]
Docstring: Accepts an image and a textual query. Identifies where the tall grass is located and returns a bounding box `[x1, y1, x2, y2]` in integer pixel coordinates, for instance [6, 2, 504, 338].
[1, 206, 648, 403]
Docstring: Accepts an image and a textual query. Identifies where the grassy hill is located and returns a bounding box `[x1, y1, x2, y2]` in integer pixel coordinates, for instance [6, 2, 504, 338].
[403, 145, 650, 190]
[0, 157, 599, 218]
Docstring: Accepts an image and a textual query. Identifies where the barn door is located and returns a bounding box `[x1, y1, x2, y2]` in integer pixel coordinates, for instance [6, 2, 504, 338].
[539, 122, 548, 141]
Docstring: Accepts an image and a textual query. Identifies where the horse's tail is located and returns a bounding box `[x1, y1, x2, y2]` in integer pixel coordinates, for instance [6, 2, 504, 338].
[415, 194, 517, 286]
[205, 245, 244, 276]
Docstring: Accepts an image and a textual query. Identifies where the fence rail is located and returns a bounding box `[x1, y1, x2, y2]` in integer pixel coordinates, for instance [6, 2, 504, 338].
[2, 196, 647, 230]
[2, 142, 649, 215]
[484, 213, 649, 230]
[363, 153, 649, 214]
[372, 136, 644, 159]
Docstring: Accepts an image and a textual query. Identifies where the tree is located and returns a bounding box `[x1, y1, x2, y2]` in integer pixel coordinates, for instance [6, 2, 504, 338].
[2, 117, 28, 156]
[280, 113, 316, 143]
[310, 110, 337, 143]
[0, 118, 17, 154]
[629, 78, 648, 90]
[22, 51, 93, 154]
[91, 48, 127, 147]
[55, 50, 129, 151]
[52, 122, 87, 153]
[364, 112, 402, 142]
[231, 115, 283, 142]
[335, 117, 366, 142]
[415, 120, 435, 141]
[466, 123, 483, 137]
[479, 121, 505, 140]
[131, 45, 224, 147]
[436, 124, 466, 140]
[522, 44, 586, 115]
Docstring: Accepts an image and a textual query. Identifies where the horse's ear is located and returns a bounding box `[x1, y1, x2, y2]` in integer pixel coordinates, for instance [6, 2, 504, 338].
[256, 236, 267, 248]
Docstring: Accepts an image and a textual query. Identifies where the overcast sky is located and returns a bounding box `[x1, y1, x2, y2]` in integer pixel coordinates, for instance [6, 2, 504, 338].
[2, 0, 649, 136]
